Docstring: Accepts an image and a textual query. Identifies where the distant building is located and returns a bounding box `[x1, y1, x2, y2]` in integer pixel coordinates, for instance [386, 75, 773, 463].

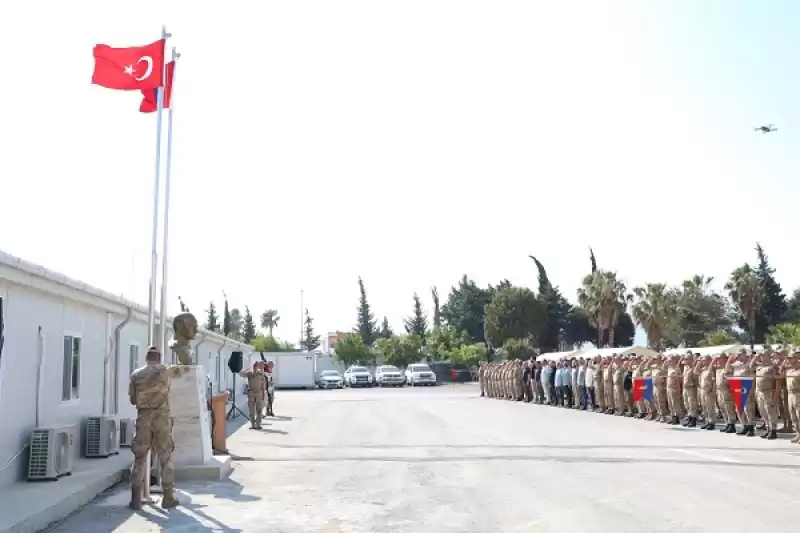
[325, 331, 347, 353]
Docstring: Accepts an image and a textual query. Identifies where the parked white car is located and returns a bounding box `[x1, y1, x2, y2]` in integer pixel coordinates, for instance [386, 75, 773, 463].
[343, 366, 374, 387]
[374, 365, 404, 387]
[317, 370, 344, 389]
[404, 363, 437, 386]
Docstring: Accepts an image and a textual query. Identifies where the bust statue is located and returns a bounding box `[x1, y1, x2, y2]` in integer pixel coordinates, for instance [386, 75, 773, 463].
[170, 312, 198, 365]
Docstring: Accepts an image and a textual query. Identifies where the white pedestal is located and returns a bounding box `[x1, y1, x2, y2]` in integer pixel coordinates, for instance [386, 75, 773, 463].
[169, 366, 212, 467]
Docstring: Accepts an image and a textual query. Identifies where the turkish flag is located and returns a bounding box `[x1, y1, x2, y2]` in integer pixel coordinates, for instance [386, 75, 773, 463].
[632, 377, 653, 403]
[139, 61, 175, 113]
[91, 39, 165, 91]
[728, 377, 754, 413]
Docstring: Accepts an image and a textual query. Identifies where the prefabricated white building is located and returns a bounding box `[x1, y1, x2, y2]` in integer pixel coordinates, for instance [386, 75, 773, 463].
[0, 249, 253, 489]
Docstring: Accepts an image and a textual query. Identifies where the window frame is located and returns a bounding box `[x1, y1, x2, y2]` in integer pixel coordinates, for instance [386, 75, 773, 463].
[62, 332, 82, 402]
[129, 343, 140, 376]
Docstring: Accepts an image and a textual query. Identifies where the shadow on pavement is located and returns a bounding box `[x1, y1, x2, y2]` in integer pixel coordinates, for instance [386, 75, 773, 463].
[226, 454, 800, 470]
[188, 479, 261, 503]
[231, 442, 798, 453]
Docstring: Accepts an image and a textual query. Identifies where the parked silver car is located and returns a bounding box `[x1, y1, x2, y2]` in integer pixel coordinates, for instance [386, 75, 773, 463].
[344, 366, 374, 387]
[317, 370, 344, 389]
[404, 363, 437, 386]
[374, 365, 404, 387]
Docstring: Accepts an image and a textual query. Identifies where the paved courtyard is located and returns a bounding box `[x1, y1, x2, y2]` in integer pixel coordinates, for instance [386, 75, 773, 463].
[47, 384, 800, 532]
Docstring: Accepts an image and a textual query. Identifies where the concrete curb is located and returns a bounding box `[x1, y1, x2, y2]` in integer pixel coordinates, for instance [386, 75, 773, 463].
[1, 468, 126, 533]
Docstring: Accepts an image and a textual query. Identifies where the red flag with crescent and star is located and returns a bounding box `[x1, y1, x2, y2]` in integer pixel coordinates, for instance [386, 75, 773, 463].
[727, 377, 754, 413]
[139, 61, 175, 113]
[632, 377, 653, 403]
[91, 39, 165, 91]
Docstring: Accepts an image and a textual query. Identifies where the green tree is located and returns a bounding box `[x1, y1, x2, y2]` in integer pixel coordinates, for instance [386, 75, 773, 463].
[431, 287, 442, 328]
[204, 302, 220, 332]
[697, 330, 737, 347]
[765, 323, 800, 346]
[667, 275, 733, 348]
[229, 308, 243, 340]
[753, 244, 788, 343]
[631, 283, 678, 351]
[379, 316, 393, 339]
[725, 264, 763, 349]
[427, 326, 466, 361]
[786, 289, 800, 323]
[502, 337, 535, 360]
[404, 293, 428, 337]
[355, 277, 378, 346]
[251, 334, 294, 352]
[530, 255, 572, 352]
[577, 270, 631, 348]
[375, 335, 423, 368]
[449, 343, 485, 366]
[301, 308, 321, 351]
[334, 332, 373, 366]
[260, 309, 280, 337]
[589, 246, 597, 273]
[222, 298, 232, 337]
[242, 306, 256, 343]
[441, 275, 493, 343]
[484, 286, 546, 349]
[178, 296, 189, 313]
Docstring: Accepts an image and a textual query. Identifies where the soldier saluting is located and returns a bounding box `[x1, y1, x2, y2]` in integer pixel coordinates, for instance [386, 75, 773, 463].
[240, 362, 267, 429]
[128, 346, 192, 510]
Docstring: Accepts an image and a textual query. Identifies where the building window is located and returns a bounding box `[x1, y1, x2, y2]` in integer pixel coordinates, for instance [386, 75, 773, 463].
[62, 335, 81, 401]
[129, 344, 140, 376]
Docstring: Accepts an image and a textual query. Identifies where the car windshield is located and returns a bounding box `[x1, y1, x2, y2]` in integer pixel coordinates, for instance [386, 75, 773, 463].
[322, 371, 340, 376]
[380, 366, 399, 372]
[411, 365, 431, 372]
[351, 367, 368, 373]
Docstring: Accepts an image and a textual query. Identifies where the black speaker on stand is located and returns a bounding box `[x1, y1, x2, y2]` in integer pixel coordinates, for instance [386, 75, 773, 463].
[226, 351, 248, 420]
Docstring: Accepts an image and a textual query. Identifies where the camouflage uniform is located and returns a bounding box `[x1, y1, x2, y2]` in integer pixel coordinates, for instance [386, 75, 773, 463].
[129, 362, 184, 508]
[242, 367, 266, 428]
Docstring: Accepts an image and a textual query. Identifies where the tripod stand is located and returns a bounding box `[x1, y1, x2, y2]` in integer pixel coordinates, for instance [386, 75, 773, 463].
[226, 373, 248, 420]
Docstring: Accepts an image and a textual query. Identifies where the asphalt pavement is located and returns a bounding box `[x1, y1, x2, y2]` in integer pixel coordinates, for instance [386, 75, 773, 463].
[46, 384, 800, 532]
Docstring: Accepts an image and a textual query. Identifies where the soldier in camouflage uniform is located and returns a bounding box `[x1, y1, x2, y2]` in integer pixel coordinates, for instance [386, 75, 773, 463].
[240, 362, 267, 429]
[128, 346, 190, 510]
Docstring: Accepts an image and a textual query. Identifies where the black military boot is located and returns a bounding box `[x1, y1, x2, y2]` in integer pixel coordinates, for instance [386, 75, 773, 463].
[767, 429, 777, 440]
[699, 421, 709, 429]
[760, 428, 770, 438]
[725, 424, 737, 434]
[686, 417, 697, 428]
[736, 424, 748, 435]
[706, 422, 715, 430]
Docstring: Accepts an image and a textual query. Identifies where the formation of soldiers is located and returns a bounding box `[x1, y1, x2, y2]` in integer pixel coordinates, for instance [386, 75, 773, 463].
[478, 347, 800, 444]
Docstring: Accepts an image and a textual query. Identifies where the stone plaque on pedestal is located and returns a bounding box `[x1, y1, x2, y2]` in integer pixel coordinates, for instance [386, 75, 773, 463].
[169, 366, 212, 466]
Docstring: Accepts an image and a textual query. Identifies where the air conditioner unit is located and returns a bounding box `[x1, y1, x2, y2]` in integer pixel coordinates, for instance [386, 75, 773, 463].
[119, 418, 134, 447]
[84, 416, 119, 458]
[27, 426, 74, 481]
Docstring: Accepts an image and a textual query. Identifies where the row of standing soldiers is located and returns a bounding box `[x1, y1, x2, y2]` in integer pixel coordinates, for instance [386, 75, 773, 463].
[478, 348, 800, 443]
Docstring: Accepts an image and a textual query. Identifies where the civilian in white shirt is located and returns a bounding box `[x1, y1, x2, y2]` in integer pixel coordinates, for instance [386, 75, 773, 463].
[577, 359, 587, 409]
[584, 362, 595, 410]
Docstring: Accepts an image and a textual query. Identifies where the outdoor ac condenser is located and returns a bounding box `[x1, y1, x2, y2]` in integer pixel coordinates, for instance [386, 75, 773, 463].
[119, 418, 134, 447]
[27, 426, 74, 481]
[84, 416, 120, 458]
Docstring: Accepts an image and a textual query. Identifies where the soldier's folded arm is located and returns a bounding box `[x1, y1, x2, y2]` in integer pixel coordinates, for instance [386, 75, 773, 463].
[128, 380, 136, 405]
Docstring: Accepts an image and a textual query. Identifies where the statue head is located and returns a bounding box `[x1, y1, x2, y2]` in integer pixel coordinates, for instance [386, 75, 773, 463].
[173, 312, 198, 342]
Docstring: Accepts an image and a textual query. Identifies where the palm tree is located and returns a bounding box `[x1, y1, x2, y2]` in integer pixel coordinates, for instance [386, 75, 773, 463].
[577, 270, 631, 347]
[632, 283, 677, 351]
[260, 309, 280, 337]
[725, 264, 762, 350]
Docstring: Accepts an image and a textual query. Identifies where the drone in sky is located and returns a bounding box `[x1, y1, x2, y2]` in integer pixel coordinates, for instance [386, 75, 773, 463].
[754, 124, 777, 134]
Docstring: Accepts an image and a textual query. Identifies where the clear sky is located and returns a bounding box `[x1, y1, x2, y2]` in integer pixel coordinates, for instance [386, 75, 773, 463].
[1, 1, 798, 346]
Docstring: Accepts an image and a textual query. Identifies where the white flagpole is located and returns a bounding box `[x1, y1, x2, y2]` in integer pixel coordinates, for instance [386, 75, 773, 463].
[147, 25, 170, 348]
[159, 47, 180, 357]
[144, 25, 171, 504]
